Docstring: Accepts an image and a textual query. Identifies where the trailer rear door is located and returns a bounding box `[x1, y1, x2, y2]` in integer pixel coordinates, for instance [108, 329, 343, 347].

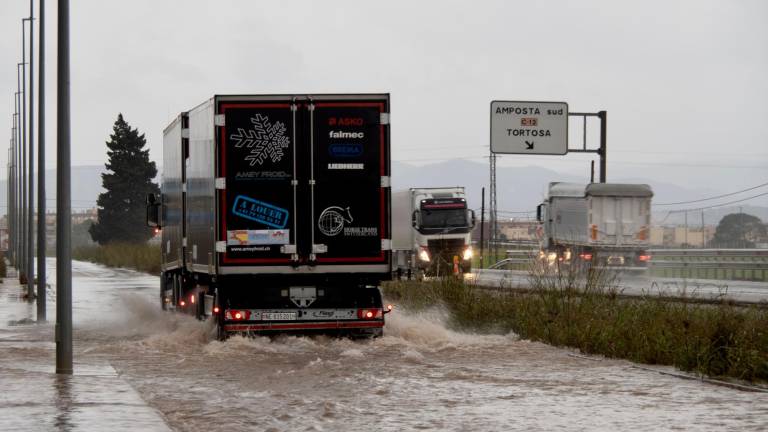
[216, 95, 390, 272]
[311, 99, 389, 264]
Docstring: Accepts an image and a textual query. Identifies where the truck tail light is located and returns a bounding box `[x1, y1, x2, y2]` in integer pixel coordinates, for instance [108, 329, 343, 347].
[357, 308, 383, 320]
[226, 309, 250, 321]
[638, 254, 651, 262]
[579, 252, 593, 261]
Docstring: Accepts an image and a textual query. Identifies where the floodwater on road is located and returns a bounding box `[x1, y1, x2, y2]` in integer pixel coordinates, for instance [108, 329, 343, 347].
[4, 260, 768, 431]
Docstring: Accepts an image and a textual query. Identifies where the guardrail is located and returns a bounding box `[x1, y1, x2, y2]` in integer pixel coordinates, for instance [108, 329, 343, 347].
[491, 248, 768, 282]
[648, 249, 768, 282]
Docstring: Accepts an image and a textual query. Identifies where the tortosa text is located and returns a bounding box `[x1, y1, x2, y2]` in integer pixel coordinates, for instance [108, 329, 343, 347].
[506, 129, 552, 137]
[495, 106, 565, 116]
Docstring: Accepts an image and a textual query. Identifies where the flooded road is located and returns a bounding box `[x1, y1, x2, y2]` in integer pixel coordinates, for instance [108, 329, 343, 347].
[3, 259, 768, 431]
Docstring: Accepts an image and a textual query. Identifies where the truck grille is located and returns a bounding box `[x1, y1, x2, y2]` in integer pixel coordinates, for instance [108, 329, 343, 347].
[427, 239, 466, 260]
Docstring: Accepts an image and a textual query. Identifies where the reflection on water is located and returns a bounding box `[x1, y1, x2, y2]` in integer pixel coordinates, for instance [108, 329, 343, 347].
[54, 375, 73, 432]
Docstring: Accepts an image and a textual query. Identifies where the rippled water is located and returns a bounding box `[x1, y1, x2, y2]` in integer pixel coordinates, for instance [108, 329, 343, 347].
[6, 260, 768, 431]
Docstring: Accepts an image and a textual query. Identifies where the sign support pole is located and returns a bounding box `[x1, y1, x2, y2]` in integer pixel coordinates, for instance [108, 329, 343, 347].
[489, 152, 497, 263]
[568, 111, 607, 183]
[599, 110, 607, 183]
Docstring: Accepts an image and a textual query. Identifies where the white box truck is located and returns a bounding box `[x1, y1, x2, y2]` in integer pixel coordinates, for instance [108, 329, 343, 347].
[392, 187, 476, 278]
[536, 182, 653, 269]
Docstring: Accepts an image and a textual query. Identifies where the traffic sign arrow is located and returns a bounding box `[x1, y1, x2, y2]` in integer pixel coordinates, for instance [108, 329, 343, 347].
[525, 140, 534, 150]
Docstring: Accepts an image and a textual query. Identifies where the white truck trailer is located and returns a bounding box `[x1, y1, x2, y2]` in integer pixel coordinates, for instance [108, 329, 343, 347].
[392, 187, 476, 278]
[536, 182, 653, 269]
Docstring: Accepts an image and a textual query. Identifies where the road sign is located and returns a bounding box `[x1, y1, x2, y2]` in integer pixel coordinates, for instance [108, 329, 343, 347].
[490, 101, 568, 155]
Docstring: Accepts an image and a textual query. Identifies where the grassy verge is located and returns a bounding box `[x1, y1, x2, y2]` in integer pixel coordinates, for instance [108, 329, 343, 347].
[73, 243, 161, 275]
[383, 264, 768, 383]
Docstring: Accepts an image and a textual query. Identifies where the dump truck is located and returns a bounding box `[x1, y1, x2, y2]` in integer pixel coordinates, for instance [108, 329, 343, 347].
[536, 182, 653, 269]
[147, 94, 392, 338]
[391, 187, 476, 278]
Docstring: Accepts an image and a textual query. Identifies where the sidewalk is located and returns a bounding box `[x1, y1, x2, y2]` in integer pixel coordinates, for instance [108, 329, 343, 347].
[0, 269, 172, 431]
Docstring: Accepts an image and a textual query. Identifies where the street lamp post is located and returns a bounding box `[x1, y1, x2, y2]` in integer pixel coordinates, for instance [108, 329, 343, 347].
[37, 0, 47, 322]
[11, 111, 19, 267]
[17, 62, 27, 283]
[26, 12, 37, 302]
[56, 0, 73, 375]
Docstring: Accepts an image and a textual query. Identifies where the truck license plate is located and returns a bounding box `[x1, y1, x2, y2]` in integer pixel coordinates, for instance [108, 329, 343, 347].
[261, 312, 297, 321]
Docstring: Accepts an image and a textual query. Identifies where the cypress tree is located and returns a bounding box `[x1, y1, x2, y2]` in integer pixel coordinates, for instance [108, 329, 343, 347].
[90, 113, 159, 244]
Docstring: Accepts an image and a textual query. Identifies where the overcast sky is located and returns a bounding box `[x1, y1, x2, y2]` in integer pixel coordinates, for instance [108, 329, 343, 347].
[1, 0, 767, 197]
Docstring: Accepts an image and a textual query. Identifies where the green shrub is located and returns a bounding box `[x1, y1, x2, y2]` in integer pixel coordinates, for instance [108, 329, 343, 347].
[73, 242, 161, 275]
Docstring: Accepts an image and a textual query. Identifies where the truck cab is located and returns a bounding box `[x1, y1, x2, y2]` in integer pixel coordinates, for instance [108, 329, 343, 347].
[393, 188, 476, 278]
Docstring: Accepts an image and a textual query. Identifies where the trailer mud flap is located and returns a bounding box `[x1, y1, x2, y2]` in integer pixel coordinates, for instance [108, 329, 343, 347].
[223, 321, 384, 332]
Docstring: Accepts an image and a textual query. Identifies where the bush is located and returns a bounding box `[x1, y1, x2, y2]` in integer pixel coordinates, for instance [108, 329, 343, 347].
[73, 242, 161, 275]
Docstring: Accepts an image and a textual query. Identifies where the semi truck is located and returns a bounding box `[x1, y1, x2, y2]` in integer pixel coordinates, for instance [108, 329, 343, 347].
[391, 187, 476, 278]
[147, 94, 392, 338]
[536, 182, 653, 269]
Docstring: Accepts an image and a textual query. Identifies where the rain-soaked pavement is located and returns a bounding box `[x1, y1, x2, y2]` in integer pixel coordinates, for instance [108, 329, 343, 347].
[1, 259, 767, 431]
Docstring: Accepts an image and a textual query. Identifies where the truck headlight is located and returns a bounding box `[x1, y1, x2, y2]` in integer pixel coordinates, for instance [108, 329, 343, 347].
[418, 247, 431, 262]
[462, 247, 472, 261]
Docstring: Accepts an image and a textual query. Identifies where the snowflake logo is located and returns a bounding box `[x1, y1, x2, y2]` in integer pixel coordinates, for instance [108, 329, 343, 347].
[230, 114, 290, 166]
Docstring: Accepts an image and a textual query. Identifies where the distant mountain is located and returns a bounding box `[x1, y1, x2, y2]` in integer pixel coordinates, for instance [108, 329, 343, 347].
[2, 162, 765, 226]
[0, 165, 105, 213]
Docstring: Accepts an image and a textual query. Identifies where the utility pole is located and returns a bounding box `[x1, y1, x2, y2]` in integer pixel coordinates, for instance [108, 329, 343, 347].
[37, 0, 47, 321]
[56, 0, 73, 375]
[739, 206, 744, 249]
[480, 187, 485, 268]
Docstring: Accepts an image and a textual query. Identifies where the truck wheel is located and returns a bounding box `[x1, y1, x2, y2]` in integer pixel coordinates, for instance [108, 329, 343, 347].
[160, 272, 168, 311]
[215, 313, 228, 341]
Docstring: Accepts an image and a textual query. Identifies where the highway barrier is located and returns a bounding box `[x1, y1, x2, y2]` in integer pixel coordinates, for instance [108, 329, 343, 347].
[493, 248, 768, 282]
[648, 249, 768, 282]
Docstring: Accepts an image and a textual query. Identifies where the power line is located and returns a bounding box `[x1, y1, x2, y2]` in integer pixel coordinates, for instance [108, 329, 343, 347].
[665, 191, 768, 214]
[653, 190, 768, 225]
[656, 181, 768, 206]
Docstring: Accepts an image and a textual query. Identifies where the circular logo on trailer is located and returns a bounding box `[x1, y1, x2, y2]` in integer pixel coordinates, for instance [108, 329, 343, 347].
[318, 206, 353, 237]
